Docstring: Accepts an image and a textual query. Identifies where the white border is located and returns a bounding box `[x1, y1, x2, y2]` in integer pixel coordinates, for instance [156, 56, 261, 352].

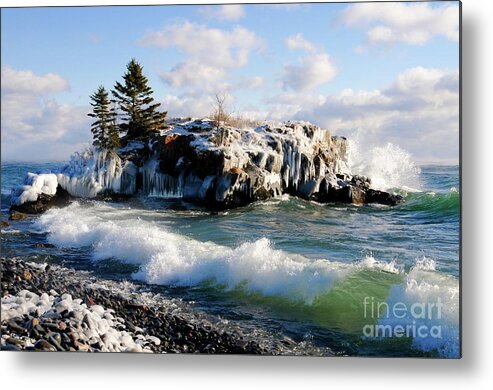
[2, 0, 492, 388]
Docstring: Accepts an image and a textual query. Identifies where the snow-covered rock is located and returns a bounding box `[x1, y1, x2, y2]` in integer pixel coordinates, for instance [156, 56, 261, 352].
[11, 173, 58, 206]
[1, 289, 152, 353]
[147, 118, 385, 208]
[10, 119, 402, 211]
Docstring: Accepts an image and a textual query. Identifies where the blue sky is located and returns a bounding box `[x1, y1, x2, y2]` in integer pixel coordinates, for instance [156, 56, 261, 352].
[1, 2, 460, 163]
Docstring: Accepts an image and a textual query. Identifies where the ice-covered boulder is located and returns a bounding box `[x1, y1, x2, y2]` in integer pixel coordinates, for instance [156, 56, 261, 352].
[56, 148, 138, 198]
[11, 173, 58, 206]
[9, 148, 135, 214]
[10, 173, 70, 215]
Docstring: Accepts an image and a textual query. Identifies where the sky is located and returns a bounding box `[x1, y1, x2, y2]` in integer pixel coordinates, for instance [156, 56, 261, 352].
[1, 1, 460, 163]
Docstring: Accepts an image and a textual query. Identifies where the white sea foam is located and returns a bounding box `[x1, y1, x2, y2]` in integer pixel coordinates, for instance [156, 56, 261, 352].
[413, 255, 438, 271]
[401, 185, 422, 193]
[348, 134, 421, 191]
[34, 203, 455, 299]
[378, 256, 460, 358]
[34, 202, 412, 304]
[358, 256, 401, 274]
[35, 203, 353, 303]
[1, 229, 22, 235]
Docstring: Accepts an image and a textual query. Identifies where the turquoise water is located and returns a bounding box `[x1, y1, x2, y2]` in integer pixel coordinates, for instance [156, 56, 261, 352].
[1, 163, 460, 357]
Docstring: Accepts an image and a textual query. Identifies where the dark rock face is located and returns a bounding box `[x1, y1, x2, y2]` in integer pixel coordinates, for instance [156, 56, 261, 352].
[366, 189, 403, 206]
[10, 119, 403, 212]
[10, 186, 71, 215]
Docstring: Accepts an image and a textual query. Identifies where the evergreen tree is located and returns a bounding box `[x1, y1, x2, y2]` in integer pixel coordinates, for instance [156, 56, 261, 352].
[88, 86, 120, 149]
[112, 59, 167, 141]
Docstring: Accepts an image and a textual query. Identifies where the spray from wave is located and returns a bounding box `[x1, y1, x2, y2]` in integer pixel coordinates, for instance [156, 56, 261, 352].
[348, 132, 421, 191]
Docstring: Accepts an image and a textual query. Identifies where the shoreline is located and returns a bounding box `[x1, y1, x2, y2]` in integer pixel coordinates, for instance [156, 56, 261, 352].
[1, 258, 330, 355]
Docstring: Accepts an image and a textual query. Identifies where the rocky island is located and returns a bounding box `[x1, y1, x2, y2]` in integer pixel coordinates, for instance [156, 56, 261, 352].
[10, 118, 402, 217]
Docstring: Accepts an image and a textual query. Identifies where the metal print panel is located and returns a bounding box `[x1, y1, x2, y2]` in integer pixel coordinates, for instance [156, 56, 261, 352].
[0, 1, 461, 358]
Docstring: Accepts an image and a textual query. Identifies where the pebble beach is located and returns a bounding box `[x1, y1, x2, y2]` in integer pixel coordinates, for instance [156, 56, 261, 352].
[1, 258, 311, 354]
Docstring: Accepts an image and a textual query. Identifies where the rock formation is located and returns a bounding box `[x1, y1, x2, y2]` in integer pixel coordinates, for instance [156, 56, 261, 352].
[10, 118, 402, 214]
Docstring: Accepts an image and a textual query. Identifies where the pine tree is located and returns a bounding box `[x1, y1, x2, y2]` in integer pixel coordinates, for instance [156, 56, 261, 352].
[106, 110, 121, 150]
[112, 59, 167, 142]
[88, 86, 120, 149]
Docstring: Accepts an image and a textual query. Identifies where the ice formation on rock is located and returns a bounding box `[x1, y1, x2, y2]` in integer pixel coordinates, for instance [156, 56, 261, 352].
[56, 148, 136, 198]
[11, 118, 402, 211]
[11, 173, 59, 206]
[149, 119, 359, 208]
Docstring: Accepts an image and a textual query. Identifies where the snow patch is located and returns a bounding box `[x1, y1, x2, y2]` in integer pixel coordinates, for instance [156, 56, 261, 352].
[1, 289, 152, 353]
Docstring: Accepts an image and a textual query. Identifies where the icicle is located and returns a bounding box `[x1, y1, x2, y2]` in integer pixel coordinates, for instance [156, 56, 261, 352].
[55, 147, 124, 198]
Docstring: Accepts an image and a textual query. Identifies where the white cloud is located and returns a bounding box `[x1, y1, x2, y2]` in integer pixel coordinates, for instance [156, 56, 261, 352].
[162, 94, 217, 119]
[1, 67, 90, 161]
[245, 66, 458, 163]
[281, 53, 337, 91]
[199, 5, 245, 22]
[146, 21, 265, 110]
[285, 33, 316, 53]
[139, 21, 264, 68]
[159, 71, 264, 116]
[1, 66, 69, 94]
[159, 61, 227, 91]
[340, 2, 459, 46]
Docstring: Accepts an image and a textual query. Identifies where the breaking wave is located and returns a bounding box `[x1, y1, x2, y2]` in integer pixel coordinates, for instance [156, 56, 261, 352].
[349, 138, 421, 191]
[33, 202, 459, 357]
[398, 188, 460, 217]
